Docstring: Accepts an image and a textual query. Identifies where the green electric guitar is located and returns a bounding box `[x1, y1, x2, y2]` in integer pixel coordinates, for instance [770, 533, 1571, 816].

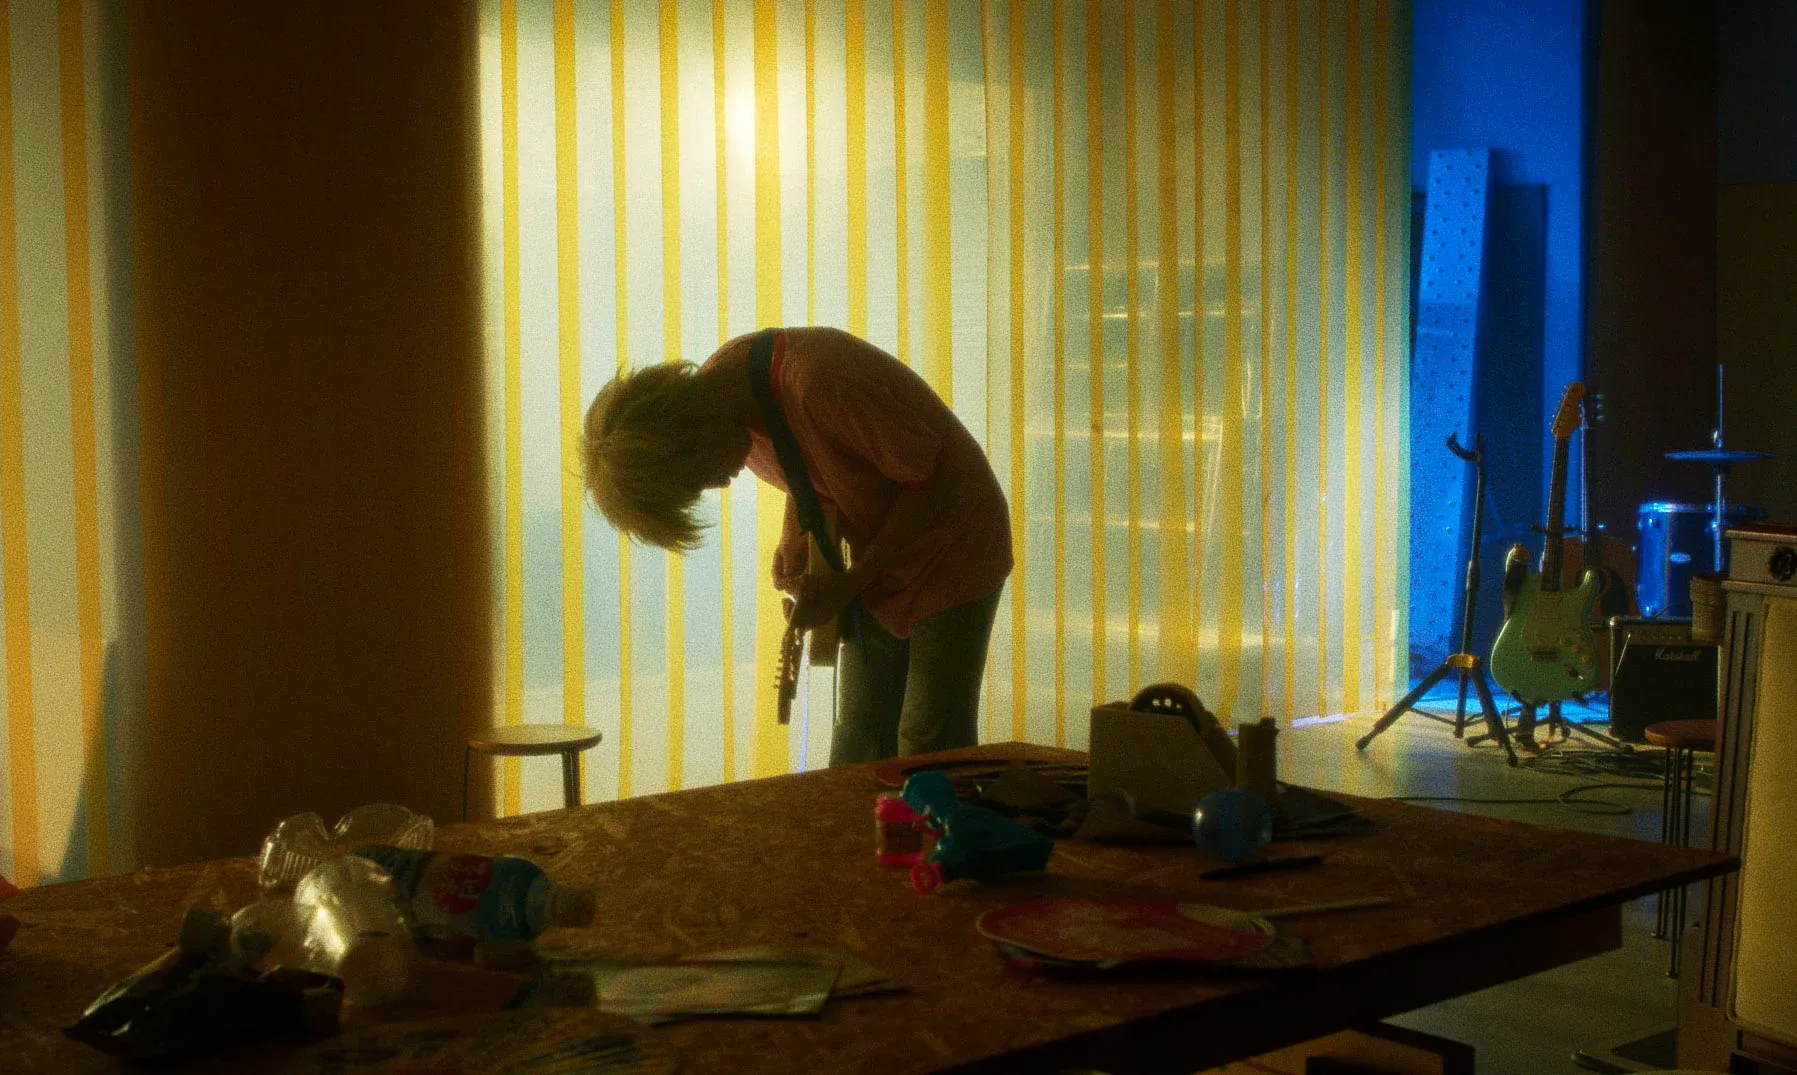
[1490, 383, 1602, 705]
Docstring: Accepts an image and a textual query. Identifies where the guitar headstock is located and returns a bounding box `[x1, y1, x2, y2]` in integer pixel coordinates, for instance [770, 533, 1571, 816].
[775, 623, 802, 725]
[1552, 382, 1587, 440]
[1580, 389, 1607, 431]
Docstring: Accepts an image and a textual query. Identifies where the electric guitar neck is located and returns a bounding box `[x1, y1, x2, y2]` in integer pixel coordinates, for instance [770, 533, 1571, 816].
[775, 513, 843, 726]
[1540, 431, 1571, 592]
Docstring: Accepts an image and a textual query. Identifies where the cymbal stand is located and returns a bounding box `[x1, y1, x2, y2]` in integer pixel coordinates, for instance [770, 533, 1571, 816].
[1712, 363, 1728, 573]
[1358, 435, 1517, 766]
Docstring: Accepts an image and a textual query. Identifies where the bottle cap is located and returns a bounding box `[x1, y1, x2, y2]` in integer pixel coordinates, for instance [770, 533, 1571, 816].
[874, 793, 918, 821]
[546, 885, 597, 928]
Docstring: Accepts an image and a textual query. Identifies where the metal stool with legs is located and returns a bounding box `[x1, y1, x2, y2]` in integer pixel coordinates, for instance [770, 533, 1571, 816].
[463, 724, 604, 820]
[1644, 718, 1716, 978]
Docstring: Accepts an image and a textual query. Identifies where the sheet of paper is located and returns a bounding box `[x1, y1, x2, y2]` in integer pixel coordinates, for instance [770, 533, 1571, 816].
[685, 946, 898, 997]
[596, 961, 840, 1019]
[513, 955, 844, 1022]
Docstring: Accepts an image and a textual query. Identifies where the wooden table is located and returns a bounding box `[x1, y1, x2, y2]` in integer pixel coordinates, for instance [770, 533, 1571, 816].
[0, 744, 1736, 1073]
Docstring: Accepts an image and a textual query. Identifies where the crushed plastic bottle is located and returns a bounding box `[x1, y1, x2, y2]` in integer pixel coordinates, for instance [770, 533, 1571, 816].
[352, 846, 596, 944]
[257, 804, 433, 893]
[229, 897, 305, 969]
[230, 856, 414, 1007]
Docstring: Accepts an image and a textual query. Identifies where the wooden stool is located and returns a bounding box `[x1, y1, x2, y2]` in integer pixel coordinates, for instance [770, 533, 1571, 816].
[1644, 718, 1716, 978]
[463, 724, 603, 820]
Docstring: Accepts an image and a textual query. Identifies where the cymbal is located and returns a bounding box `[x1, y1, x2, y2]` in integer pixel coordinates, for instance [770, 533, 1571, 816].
[1666, 448, 1775, 464]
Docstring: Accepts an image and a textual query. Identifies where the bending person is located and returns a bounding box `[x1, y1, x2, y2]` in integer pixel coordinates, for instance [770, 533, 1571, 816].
[581, 326, 1012, 764]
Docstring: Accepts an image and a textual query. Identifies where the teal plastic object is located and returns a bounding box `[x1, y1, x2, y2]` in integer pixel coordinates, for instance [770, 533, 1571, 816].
[1191, 789, 1274, 864]
[901, 771, 1053, 892]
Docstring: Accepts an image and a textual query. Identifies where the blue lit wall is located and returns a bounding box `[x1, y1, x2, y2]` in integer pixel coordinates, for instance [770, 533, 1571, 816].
[1408, 0, 1592, 675]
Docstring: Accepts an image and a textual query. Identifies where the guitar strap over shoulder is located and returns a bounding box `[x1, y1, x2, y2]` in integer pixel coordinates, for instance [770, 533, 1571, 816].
[745, 328, 846, 574]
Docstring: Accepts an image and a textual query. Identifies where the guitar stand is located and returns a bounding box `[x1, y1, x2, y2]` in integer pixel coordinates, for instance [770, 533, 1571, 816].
[1470, 697, 1627, 754]
[1357, 433, 1518, 767]
[1359, 652, 1518, 766]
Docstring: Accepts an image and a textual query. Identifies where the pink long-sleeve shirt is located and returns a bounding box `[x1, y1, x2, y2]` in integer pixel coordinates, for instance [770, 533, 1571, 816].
[704, 327, 1012, 639]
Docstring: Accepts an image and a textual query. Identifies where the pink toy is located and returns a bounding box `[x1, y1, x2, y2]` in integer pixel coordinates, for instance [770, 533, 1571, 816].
[873, 794, 924, 867]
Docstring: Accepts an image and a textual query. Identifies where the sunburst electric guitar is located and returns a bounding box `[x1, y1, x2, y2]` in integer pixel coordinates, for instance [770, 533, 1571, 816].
[775, 513, 843, 725]
[1489, 383, 1601, 705]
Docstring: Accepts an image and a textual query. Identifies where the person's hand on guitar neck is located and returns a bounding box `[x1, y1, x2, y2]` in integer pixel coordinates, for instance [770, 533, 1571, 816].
[774, 492, 858, 629]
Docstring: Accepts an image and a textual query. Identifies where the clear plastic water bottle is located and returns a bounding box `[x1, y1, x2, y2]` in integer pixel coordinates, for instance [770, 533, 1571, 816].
[351, 846, 596, 943]
[258, 804, 433, 893]
[231, 856, 414, 1007]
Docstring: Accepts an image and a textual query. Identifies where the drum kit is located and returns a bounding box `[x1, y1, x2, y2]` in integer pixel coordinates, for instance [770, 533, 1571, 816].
[1636, 365, 1773, 618]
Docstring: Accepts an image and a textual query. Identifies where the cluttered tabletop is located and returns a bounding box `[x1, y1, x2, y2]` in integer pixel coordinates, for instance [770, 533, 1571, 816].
[0, 741, 1735, 1074]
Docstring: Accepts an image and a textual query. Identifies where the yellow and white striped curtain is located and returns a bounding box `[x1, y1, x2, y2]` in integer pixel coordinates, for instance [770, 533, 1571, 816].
[0, 0, 139, 887]
[480, 0, 1411, 814]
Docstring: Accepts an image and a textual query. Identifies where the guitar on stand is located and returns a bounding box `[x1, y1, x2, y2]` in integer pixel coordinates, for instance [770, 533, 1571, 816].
[1489, 382, 1622, 749]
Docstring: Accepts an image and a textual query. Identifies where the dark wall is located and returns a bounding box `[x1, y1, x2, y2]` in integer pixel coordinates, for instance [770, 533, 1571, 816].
[1719, 0, 1797, 187]
[1716, 0, 1797, 525]
[129, 1, 492, 866]
[1584, 0, 1719, 540]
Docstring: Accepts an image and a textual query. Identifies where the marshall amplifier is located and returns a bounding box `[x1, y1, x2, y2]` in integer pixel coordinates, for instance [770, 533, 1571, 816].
[1607, 617, 1719, 743]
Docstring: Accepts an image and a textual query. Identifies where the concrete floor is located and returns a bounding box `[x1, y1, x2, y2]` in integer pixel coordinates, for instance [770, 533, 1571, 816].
[1278, 692, 1708, 1075]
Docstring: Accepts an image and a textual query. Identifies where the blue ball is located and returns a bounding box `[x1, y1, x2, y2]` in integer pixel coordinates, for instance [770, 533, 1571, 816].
[1191, 789, 1275, 863]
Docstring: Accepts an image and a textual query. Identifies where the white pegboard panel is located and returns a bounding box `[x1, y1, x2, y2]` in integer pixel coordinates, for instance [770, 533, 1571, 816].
[1408, 149, 1490, 671]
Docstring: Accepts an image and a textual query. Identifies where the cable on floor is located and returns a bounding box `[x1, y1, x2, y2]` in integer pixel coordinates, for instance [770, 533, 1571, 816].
[1387, 781, 1667, 817]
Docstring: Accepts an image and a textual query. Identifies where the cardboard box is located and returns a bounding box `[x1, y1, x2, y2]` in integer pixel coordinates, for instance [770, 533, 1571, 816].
[1087, 697, 1234, 819]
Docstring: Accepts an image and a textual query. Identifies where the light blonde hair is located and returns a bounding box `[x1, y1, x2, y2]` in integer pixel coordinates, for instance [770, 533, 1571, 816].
[581, 361, 716, 552]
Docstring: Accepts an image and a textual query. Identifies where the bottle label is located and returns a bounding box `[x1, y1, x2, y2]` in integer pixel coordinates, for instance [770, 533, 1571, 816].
[354, 846, 542, 942]
[415, 854, 495, 925]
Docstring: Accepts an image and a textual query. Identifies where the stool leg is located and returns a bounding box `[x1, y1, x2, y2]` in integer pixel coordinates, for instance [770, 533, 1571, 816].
[463, 746, 472, 823]
[1667, 747, 1682, 976]
[1655, 746, 1674, 940]
[1683, 748, 1699, 847]
[561, 751, 580, 810]
[1670, 747, 1696, 979]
